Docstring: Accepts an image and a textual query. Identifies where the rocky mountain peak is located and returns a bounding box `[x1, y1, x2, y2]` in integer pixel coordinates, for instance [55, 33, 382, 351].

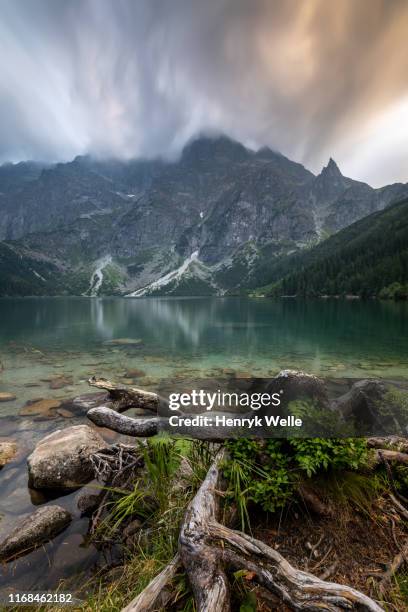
[321, 157, 342, 177]
[181, 134, 250, 166]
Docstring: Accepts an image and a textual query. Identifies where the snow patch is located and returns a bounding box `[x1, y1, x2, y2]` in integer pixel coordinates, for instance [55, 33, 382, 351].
[32, 270, 46, 282]
[85, 255, 112, 297]
[127, 251, 200, 297]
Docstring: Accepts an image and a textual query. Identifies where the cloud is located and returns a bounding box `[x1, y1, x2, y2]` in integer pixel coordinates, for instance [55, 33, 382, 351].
[0, 0, 407, 186]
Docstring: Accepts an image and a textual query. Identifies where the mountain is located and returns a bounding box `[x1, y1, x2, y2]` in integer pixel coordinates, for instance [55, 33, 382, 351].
[255, 197, 408, 299]
[0, 135, 407, 296]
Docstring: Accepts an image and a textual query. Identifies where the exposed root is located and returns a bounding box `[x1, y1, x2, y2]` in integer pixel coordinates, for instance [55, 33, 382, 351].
[388, 493, 408, 521]
[87, 406, 160, 437]
[90, 443, 144, 485]
[176, 451, 384, 611]
[374, 449, 408, 465]
[378, 540, 408, 592]
[121, 554, 181, 612]
[298, 484, 333, 517]
[88, 376, 160, 413]
[367, 437, 408, 453]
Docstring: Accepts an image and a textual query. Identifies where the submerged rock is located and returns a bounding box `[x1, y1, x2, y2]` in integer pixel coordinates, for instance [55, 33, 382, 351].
[49, 375, 74, 390]
[0, 441, 17, 467]
[104, 338, 143, 346]
[125, 368, 146, 378]
[0, 392, 16, 402]
[27, 424, 105, 489]
[0, 505, 71, 561]
[19, 398, 61, 417]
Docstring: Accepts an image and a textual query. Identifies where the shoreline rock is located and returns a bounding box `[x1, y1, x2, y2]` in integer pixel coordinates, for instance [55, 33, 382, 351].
[27, 424, 105, 489]
[0, 505, 72, 561]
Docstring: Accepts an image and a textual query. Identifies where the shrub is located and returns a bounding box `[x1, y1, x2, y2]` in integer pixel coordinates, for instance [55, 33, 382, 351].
[224, 437, 368, 529]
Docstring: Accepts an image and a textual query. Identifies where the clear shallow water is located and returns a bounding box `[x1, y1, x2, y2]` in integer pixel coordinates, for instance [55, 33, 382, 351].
[0, 297, 407, 413]
[0, 296, 407, 594]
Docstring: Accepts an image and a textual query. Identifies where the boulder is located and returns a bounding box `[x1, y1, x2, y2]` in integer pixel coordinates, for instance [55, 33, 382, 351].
[0, 505, 72, 561]
[0, 441, 17, 468]
[27, 424, 105, 489]
[333, 379, 404, 435]
[265, 370, 331, 410]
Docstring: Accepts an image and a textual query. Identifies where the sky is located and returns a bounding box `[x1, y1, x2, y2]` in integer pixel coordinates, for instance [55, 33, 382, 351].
[0, 0, 407, 187]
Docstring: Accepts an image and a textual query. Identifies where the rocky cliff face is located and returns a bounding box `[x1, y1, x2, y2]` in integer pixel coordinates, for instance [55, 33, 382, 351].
[0, 135, 407, 296]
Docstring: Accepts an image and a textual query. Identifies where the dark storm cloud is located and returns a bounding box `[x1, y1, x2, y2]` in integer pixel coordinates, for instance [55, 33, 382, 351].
[0, 0, 407, 185]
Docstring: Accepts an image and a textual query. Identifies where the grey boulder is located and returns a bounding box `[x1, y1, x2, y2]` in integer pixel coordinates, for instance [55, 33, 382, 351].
[0, 505, 72, 561]
[27, 424, 105, 489]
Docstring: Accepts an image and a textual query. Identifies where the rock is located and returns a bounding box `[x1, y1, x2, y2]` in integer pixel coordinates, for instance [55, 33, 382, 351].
[0, 392, 16, 402]
[0, 505, 72, 561]
[56, 408, 75, 418]
[333, 379, 399, 434]
[27, 424, 106, 489]
[49, 375, 73, 390]
[0, 441, 17, 467]
[19, 398, 61, 417]
[105, 338, 143, 346]
[266, 370, 331, 410]
[76, 487, 103, 515]
[120, 378, 135, 385]
[125, 369, 146, 378]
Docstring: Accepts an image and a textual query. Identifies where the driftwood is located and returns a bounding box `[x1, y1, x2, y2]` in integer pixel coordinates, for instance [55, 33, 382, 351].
[121, 554, 181, 612]
[88, 406, 160, 437]
[367, 437, 408, 453]
[83, 375, 404, 610]
[373, 449, 408, 465]
[125, 450, 383, 612]
[88, 376, 160, 413]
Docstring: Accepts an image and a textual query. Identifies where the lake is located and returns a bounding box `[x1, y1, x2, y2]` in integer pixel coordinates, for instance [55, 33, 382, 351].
[0, 296, 407, 596]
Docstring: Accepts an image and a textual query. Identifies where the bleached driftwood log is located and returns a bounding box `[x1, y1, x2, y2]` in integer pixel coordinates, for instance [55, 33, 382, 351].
[124, 450, 383, 612]
[87, 405, 160, 437]
[121, 554, 181, 612]
[88, 376, 160, 413]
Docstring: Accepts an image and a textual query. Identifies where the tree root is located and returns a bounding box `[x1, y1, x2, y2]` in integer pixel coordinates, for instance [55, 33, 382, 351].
[373, 449, 408, 465]
[121, 554, 181, 612]
[129, 451, 384, 611]
[87, 405, 160, 436]
[298, 484, 333, 517]
[378, 540, 408, 592]
[389, 493, 408, 520]
[367, 437, 408, 453]
[88, 376, 160, 413]
[90, 443, 144, 484]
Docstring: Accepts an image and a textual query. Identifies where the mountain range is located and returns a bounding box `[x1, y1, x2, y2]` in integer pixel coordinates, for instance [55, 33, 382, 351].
[0, 135, 407, 297]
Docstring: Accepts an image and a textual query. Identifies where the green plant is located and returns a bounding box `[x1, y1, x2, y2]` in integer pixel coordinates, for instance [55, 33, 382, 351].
[290, 438, 368, 477]
[223, 438, 369, 529]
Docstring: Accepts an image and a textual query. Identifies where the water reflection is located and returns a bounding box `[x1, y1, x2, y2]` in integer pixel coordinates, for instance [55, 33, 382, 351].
[0, 297, 406, 364]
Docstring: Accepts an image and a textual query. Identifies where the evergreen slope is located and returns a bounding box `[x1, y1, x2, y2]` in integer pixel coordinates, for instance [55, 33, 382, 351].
[258, 197, 408, 298]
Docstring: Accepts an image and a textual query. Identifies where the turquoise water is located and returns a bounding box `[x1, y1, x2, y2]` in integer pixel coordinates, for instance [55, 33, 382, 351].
[0, 296, 407, 594]
[0, 297, 407, 412]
